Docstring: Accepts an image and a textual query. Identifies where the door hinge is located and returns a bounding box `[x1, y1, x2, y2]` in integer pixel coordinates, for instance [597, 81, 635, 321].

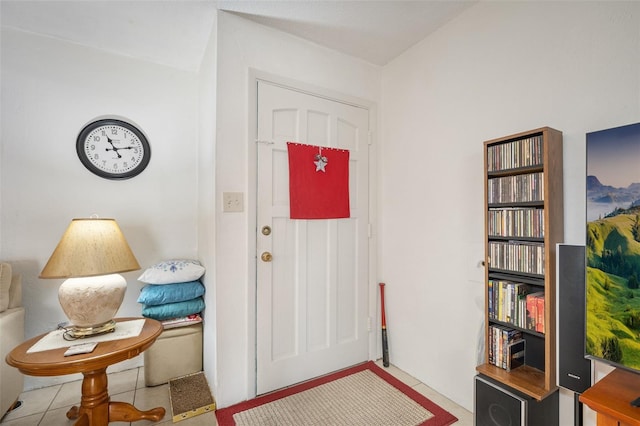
[367, 131, 373, 146]
[368, 223, 373, 239]
[367, 316, 372, 332]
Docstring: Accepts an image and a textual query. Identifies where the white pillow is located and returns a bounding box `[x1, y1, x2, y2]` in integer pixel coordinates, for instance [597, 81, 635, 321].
[0, 262, 12, 312]
[138, 260, 205, 285]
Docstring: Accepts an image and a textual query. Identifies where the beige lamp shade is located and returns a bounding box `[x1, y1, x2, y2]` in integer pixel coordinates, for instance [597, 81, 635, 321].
[40, 218, 140, 279]
[40, 218, 140, 337]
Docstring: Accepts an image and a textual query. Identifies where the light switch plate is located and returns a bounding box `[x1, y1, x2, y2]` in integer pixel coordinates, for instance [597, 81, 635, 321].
[223, 192, 244, 212]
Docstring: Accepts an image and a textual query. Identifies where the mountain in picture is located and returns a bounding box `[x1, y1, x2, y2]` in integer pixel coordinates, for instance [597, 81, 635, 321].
[587, 175, 640, 209]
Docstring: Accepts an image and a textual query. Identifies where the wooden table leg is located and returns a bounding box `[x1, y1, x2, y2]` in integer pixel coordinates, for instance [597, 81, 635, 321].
[66, 405, 80, 419]
[66, 369, 110, 425]
[108, 401, 165, 422]
[73, 413, 90, 426]
[65, 368, 165, 425]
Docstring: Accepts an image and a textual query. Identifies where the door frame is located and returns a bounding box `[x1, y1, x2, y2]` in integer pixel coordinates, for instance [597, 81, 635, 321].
[246, 69, 379, 398]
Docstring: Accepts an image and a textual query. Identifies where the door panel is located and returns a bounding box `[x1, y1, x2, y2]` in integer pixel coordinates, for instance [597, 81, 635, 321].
[256, 81, 370, 394]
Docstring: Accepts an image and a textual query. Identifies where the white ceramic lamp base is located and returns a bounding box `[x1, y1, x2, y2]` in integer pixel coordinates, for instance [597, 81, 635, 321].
[58, 274, 127, 338]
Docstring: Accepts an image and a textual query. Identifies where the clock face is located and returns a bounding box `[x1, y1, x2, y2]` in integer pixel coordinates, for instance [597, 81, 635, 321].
[76, 119, 151, 180]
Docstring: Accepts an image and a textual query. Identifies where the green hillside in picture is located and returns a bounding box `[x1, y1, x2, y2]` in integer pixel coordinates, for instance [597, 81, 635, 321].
[586, 207, 640, 370]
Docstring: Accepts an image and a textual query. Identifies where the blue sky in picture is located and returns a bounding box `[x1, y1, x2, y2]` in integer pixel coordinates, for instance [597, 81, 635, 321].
[587, 122, 640, 188]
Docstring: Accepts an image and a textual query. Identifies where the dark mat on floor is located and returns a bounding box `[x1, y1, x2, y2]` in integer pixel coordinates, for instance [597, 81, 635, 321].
[169, 371, 216, 423]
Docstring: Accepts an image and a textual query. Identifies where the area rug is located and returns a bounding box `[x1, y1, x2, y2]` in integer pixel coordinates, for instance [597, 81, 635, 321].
[169, 372, 216, 422]
[215, 361, 458, 426]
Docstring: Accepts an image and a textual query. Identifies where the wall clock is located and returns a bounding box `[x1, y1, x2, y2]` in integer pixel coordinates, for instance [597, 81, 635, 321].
[76, 119, 151, 180]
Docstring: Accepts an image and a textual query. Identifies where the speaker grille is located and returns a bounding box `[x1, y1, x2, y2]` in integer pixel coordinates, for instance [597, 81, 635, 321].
[557, 244, 591, 393]
[475, 376, 526, 426]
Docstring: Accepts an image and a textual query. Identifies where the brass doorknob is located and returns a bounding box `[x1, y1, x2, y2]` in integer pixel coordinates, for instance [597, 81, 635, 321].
[261, 252, 273, 262]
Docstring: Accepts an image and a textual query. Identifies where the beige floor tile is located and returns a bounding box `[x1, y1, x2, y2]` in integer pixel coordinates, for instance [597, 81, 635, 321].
[452, 415, 474, 426]
[412, 381, 444, 400]
[111, 389, 136, 405]
[136, 367, 147, 389]
[0, 412, 43, 426]
[0, 386, 60, 422]
[49, 380, 81, 410]
[131, 414, 172, 425]
[106, 368, 140, 395]
[446, 406, 473, 425]
[38, 405, 79, 426]
[374, 360, 421, 387]
[412, 382, 473, 424]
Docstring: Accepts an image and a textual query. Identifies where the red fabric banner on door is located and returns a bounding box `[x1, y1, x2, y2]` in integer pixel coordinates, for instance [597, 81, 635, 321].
[287, 142, 350, 219]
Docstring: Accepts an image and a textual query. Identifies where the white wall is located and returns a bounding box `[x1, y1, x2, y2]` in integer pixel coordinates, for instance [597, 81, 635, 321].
[0, 28, 200, 388]
[213, 11, 381, 407]
[380, 0, 640, 423]
[197, 11, 218, 400]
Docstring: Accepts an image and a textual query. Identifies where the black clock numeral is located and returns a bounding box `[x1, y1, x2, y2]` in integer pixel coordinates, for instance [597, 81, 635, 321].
[90, 144, 96, 151]
[94, 153, 100, 160]
[111, 129, 118, 135]
[93, 136, 100, 142]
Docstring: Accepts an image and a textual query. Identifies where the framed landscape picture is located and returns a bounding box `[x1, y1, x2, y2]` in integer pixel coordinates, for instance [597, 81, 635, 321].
[586, 122, 640, 372]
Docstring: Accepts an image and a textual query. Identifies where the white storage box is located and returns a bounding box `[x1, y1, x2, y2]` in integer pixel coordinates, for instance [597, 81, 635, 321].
[144, 323, 203, 386]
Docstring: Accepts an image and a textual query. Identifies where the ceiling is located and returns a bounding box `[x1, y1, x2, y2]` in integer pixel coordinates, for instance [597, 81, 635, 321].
[0, 0, 476, 71]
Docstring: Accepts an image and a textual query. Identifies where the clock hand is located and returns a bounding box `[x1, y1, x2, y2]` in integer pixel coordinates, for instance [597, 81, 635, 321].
[104, 136, 123, 158]
[105, 135, 122, 145]
[105, 147, 123, 158]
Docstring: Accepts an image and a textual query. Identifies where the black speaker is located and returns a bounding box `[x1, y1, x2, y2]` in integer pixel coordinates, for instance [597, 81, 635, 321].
[557, 244, 591, 393]
[474, 375, 559, 426]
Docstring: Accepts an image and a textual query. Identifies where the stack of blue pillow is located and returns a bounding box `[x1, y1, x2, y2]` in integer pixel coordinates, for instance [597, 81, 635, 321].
[137, 260, 205, 325]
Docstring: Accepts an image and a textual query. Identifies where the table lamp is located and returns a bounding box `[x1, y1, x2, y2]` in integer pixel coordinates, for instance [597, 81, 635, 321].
[40, 218, 140, 338]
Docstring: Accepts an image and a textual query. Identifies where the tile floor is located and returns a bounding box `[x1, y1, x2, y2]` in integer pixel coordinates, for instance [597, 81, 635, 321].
[0, 361, 473, 425]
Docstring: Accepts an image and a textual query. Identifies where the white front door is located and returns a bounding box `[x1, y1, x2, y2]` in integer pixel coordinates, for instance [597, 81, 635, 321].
[256, 80, 370, 394]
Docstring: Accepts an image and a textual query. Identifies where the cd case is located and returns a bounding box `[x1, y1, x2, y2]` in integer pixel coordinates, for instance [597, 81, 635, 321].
[64, 342, 98, 356]
[506, 339, 525, 371]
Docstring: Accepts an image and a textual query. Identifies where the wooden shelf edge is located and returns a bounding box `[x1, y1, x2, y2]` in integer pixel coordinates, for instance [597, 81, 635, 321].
[476, 363, 557, 401]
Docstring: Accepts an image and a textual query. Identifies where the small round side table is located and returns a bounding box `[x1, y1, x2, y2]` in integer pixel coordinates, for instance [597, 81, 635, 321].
[6, 317, 165, 426]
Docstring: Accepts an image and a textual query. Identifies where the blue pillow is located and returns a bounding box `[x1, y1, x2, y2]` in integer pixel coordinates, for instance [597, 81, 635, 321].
[141, 297, 205, 320]
[137, 281, 205, 306]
